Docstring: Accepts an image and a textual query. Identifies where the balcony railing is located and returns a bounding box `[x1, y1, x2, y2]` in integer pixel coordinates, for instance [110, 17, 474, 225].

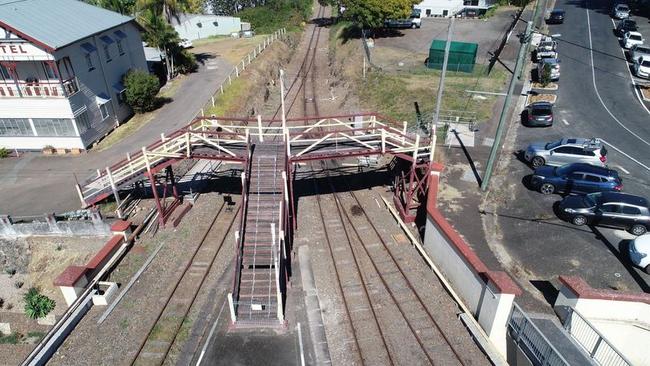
[0, 77, 78, 99]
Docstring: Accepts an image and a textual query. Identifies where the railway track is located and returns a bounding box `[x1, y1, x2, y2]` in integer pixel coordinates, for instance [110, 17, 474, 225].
[308, 159, 469, 365]
[128, 201, 240, 366]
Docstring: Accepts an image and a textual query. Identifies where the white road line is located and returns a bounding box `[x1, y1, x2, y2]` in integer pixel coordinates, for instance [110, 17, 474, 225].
[196, 299, 227, 366]
[562, 118, 570, 125]
[615, 164, 630, 174]
[586, 5, 650, 147]
[609, 18, 650, 116]
[297, 322, 306, 366]
[600, 138, 650, 171]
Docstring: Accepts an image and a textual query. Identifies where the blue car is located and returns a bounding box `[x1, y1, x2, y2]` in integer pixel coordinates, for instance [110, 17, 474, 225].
[530, 163, 622, 195]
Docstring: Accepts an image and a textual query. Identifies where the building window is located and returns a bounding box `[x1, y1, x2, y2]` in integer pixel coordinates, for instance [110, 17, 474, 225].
[117, 39, 124, 56]
[75, 110, 92, 134]
[103, 44, 112, 62]
[0, 118, 33, 136]
[99, 103, 109, 119]
[42, 62, 56, 80]
[213, 21, 219, 26]
[32, 118, 76, 136]
[197, 22, 202, 28]
[85, 53, 95, 71]
[0, 64, 11, 80]
[116, 89, 127, 105]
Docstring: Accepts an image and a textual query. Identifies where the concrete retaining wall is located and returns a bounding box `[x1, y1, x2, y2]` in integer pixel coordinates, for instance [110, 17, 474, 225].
[0, 211, 110, 238]
[422, 171, 521, 358]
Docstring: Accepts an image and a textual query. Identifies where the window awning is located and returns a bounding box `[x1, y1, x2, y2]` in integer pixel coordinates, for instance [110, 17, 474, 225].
[112, 82, 125, 93]
[114, 30, 128, 39]
[73, 105, 88, 117]
[99, 35, 114, 45]
[80, 42, 97, 53]
[95, 93, 110, 105]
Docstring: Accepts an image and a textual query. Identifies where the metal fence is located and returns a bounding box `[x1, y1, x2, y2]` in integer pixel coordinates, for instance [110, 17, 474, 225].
[508, 303, 570, 366]
[563, 307, 632, 366]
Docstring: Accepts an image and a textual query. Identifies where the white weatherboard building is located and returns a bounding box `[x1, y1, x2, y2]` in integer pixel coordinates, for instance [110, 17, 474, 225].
[171, 14, 242, 42]
[0, 0, 147, 150]
[415, 0, 496, 17]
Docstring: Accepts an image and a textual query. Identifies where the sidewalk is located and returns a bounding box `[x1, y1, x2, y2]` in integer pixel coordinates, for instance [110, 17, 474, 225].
[0, 55, 231, 216]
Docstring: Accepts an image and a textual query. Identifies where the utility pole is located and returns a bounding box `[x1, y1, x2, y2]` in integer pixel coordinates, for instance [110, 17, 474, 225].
[432, 18, 454, 138]
[480, 0, 542, 191]
[280, 69, 286, 131]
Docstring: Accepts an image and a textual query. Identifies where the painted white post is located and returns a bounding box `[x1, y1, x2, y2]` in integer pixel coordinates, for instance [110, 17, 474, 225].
[257, 115, 264, 142]
[228, 75, 232, 85]
[227, 293, 237, 323]
[402, 121, 407, 145]
[106, 167, 122, 218]
[241, 60, 245, 71]
[142, 147, 151, 173]
[272, 222, 283, 321]
[286, 131, 291, 159]
[235, 65, 239, 77]
[127, 152, 134, 174]
[248, 53, 251, 64]
[413, 134, 420, 161]
[160, 133, 166, 142]
[211, 96, 215, 107]
[220, 84, 224, 94]
[381, 129, 386, 154]
[280, 69, 286, 131]
[96, 169, 101, 178]
[186, 133, 191, 158]
[75, 184, 86, 208]
[201, 108, 204, 116]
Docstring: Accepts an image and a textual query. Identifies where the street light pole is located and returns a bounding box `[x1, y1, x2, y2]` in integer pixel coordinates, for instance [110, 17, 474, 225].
[480, 0, 542, 191]
[432, 17, 454, 139]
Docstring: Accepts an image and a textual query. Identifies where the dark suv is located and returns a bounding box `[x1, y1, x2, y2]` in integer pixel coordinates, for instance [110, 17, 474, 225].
[616, 19, 638, 36]
[559, 192, 650, 235]
[547, 9, 565, 24]
[531, 163, 622, 195]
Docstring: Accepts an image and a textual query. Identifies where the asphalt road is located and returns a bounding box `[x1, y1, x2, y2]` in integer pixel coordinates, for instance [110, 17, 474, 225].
[496, 0, 650, 310]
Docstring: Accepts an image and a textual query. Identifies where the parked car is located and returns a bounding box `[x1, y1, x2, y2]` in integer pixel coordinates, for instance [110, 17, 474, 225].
[612, 3, 631, 19]
[179, 38, 193, 48]
[525, 101, 554, 127]
[524, 138, 608, 168]
[623, 31, 644, 49]
[530, 163, 622, 195]
[633, 56, 650, 78]
[559, 192, 650, 235]
[629, 44, 650, 62]
[546, 9, 565, 24]
[534, 37, 558, 61]
[537, 57, 561, 81]
[385, 9, 421, 29]
[616, 19, 638, 36]
[628, 234, 650, 273]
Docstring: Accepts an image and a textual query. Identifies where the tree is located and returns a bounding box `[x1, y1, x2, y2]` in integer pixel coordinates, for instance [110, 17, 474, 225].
[137, 0, 190, 23]
[124, 70, 161, 113]
[23, 288, 55, 320]
[341, 0, 418, 29]
[139, 9, 180, 81]
[84, 0, 136, 15]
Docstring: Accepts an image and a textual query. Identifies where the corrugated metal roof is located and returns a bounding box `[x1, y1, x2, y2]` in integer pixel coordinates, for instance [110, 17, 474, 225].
[0, 0, 134, 50]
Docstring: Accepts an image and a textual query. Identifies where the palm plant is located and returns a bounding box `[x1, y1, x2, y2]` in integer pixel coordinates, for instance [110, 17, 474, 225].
[139, 9, 180, 80]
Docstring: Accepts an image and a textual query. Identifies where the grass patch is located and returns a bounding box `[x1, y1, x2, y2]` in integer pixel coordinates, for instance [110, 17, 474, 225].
[358, 67, 508, 125]
[0, 332, 22, 344]
[27, 331, 45, 339]
[94, 112, 155, 151]
[205, 77, 250, 116]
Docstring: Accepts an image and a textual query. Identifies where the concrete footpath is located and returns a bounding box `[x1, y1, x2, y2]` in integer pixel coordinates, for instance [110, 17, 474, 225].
[0, 55, 231, 216]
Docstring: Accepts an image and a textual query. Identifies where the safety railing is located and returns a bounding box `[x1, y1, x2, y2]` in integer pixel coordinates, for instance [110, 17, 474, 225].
[563, 307, 632, 366]
[508, 303, 570, 366]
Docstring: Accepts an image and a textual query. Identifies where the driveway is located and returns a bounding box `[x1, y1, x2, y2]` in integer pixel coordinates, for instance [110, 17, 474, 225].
[0, 52, 231, 216]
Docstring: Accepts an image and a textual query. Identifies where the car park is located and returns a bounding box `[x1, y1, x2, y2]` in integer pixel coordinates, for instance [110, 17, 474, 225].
[629, 44, 650, 62]
[546, 9, 565, 24]
[534, 37, 558, 61]
[633, 56, 650, 78]
[616, 19, 638, 36]
[612, 3, 631, 19]
[623, 31, 644, 49]
[525, 101, 554, 127]
[628, 235, 650, 273]
[524, 138, 607, 168]
[559, 192, 650, 235]
[537, 57, 560, 81]
[530, 163, 622, 195]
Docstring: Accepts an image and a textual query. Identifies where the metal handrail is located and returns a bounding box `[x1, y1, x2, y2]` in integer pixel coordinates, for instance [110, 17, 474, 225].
[508, 303, 570, 366]
[563, 307, 633, 366]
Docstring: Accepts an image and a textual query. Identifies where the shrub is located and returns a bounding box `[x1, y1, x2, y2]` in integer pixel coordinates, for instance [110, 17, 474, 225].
[175, 49, 197, 74]
[124, 70, 160, 113]
[0, 147, 9, 158]
[23, 287, 55, 320]
[0, 332, 21, 344]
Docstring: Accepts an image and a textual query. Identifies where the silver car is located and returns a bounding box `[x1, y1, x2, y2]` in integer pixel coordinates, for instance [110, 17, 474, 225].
[524, 138, 608, 168]
[612, 4, 630, 19]
[537, 58, 560, 81]
[630, 44, 650, 62]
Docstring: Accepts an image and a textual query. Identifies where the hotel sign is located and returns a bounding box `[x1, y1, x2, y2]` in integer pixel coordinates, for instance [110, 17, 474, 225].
[0, 42, 53, 61]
